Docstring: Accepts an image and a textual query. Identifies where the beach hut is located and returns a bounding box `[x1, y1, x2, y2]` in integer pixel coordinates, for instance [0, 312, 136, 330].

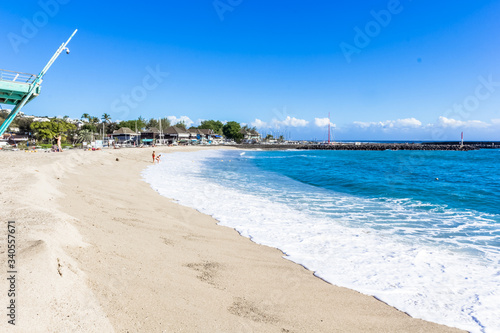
[240, 128, 261, 143]
[164, 126, 190, 144]
[113, 127, 139, 144]
[141, 127, 161, 145]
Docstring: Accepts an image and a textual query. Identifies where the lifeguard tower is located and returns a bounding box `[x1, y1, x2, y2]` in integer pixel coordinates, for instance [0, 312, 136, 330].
[0, 29, 77, 136]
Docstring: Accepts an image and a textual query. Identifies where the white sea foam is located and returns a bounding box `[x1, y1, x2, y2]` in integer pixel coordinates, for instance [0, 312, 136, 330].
[142, 150, 500, 333]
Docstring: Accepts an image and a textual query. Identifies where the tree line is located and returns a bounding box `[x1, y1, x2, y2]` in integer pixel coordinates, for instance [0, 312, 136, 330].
[0, 111, 258, 144]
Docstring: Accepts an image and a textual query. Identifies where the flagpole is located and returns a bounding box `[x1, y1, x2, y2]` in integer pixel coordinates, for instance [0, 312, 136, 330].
[328, 112, 331, 144]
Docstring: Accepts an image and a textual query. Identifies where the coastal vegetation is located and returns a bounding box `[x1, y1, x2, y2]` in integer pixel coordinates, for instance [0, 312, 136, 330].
[222, 121, 243, 142]
[0, 110, 34, 134]
[30, 119, 76, 143]
[0, 111, 253, 145]
[199, 120, 224, 135]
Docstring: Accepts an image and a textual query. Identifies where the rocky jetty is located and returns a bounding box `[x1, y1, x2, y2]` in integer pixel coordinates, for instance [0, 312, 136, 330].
[236, 143, 478, 151]
[299, 143, 477, 151]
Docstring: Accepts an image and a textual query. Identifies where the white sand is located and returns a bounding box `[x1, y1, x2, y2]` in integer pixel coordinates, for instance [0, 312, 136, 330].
[0, 147, 464, 332]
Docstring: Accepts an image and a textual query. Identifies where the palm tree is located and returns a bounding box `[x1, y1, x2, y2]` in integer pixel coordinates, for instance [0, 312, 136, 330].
[76, 129, 93, 143]
[81, 113, 90, 122]
[102, 113, 111, 123]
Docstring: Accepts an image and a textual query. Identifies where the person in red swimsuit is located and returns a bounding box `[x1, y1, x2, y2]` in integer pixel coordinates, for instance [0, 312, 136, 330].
[152, 151, 156, 163]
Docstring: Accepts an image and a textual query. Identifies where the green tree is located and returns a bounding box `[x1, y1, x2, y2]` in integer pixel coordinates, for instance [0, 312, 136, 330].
[137, 116, 146, 129]
[82, 123, 98, 133]
[102, 113, 111, 123]
[264, 134, 274, 141]
[222, 121, 243, 143]
[90, 116, 100, 125]
[30, 119, 76, 143]
[81, 113, 90, 122]
[199, 120, 224, 134]
[241, 124, 256, 131]
[16, 117, 34, 134]
[76, 129, 93, 143]
[0, 109, 9, 119]
[117, 118, 146, 132]
[105, 122, 119, 134]
[146, 117, 171, 130]
[175, 121, 187, 131]
[159, 117, 171, 129]
[147, 118, 159, 129]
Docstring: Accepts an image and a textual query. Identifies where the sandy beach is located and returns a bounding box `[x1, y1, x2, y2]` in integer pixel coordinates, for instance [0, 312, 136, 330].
[0, 146, 465, 332]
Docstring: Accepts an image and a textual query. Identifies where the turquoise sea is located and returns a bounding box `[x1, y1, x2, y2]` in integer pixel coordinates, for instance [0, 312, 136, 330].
[143, 148, 500, 333]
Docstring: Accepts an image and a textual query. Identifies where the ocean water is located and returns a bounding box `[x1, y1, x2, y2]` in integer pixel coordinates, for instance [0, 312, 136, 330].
[142, 149, 500, 332]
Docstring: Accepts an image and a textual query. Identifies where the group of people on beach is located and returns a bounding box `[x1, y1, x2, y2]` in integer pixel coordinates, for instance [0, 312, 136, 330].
[152, 151, 161, 164]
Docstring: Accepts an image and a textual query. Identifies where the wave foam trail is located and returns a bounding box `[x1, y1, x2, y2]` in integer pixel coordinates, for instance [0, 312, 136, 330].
[142, 150, 500, 333]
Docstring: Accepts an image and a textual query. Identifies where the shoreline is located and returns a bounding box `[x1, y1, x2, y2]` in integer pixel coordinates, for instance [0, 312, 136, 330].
[0, 147, 464, 332]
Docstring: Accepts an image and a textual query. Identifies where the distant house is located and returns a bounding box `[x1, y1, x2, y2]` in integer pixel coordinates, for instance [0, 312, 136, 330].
[164, 126, 189, 143]
[199, 128, 215, 140]
[32, 117, 50, 122]
[188, 128, 217, 143]
[141, 127, 161, 144]
[7, 125, 20, 133]
[3, 133, 28, 146]
[199, 128, 223, 144]
[240, 128, 261, 143]
[112, 127, 139, 143]
[211, 134, 224, 144]
[188, 128, 204, 142]
[73, 120, 85, 129]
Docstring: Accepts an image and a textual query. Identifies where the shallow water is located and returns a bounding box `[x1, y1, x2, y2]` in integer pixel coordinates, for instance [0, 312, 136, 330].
[143, 149, 500, 333]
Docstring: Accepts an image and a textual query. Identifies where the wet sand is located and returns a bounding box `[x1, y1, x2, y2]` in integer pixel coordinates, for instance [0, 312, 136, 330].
[0, 147, 464, 332]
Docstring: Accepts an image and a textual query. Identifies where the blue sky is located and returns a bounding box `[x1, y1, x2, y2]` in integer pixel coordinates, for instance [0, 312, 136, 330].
[2, 0, 500, 140]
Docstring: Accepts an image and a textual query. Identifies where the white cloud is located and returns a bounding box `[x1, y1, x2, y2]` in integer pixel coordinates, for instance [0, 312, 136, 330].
[354, 118, 422, 129]
[396, 118, 422, 127]
[437, 116, 489, 128]
[491, 118, 500, 125]
[272, 116, 309, 127]
[167, 115, 194, 128]
[314, 117, 335, 128]
[352, 121, 372, 129]
[251, 119, 268, 128]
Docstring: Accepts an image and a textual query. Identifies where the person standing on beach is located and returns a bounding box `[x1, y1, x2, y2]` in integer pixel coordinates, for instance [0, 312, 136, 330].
[152, 151, 156, 163]
[57, 135, 63, 152]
